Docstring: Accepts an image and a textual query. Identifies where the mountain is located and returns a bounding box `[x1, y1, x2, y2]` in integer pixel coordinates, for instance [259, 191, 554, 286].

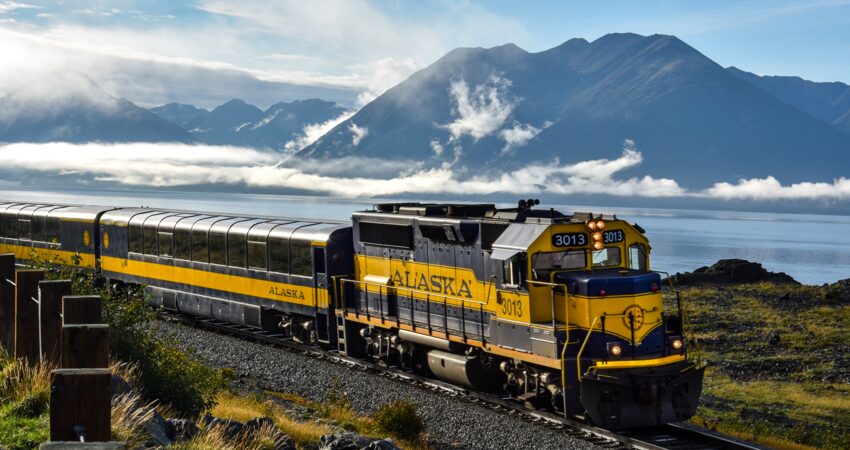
[150, 98, 348, 150]
[727, 66, 850, 134]
[148, 103, 210, 130]
[0, 72, 193, 143]
[299, 33, 850, 187]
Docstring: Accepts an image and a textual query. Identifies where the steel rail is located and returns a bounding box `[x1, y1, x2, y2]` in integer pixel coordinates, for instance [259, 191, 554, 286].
[158, 311, 764, 450]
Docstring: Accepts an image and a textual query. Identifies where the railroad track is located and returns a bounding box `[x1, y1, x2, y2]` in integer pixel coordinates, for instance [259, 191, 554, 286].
[160, 312, 763, 450]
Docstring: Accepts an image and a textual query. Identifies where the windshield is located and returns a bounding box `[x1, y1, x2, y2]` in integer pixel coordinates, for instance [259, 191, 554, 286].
[532, 250, 586, 280]
[592, 247, 621, 268]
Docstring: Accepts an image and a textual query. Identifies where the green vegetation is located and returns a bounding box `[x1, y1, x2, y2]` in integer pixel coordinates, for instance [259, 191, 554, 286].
[669, 283, 850, 449]
[0, 350, 51, 450]
[27, 251, 226, 417]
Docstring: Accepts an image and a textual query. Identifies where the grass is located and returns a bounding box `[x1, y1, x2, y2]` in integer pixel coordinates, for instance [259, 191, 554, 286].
[670, 282, 850, 449]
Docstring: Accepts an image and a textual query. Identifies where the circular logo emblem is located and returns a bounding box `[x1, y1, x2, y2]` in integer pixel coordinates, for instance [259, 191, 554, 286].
[83, 230, 90, 247]
[622, 305, 644, 330]
[103, 231, 110, 249]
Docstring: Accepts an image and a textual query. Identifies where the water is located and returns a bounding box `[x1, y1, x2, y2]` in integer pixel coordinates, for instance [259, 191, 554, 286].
[2, 188, 849, 285]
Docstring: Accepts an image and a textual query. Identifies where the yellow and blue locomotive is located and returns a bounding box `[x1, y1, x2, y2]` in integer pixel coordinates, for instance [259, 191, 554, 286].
[0, 198, 704, 429]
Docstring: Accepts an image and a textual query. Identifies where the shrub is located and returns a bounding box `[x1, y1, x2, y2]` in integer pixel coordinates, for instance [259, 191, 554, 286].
[373, 400, 424, 442]
[27, 251, 224, 417]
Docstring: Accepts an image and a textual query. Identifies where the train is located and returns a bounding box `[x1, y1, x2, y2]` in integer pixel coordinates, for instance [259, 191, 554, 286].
[0, 198, 705, 429]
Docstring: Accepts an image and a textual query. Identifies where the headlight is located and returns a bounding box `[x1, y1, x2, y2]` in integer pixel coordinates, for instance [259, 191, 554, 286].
[592, 241, 604, 250]
[596, 220, 606, 230]
[669, 336, 684, 353]
[591, 231, 602, 241]
[606, 342, 623, 357]
[587, 220, 597, 231]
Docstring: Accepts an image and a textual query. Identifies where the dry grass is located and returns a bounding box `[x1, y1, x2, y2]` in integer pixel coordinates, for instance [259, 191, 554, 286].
[111, 393, 157, 448]
[173, 421, 289, 450]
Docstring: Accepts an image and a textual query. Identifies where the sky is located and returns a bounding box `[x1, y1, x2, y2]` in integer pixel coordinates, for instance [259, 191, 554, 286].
[1, 0, 849, 109]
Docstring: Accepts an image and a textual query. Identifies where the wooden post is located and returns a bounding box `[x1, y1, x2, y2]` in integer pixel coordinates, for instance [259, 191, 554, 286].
[62, 296, 103, 325]
[61, 325, 109, 369]
[0, 253, 14, 352]
[49, 368, 112, 442]
[40, 280, 73, 362]
[15, 269, 45, 362]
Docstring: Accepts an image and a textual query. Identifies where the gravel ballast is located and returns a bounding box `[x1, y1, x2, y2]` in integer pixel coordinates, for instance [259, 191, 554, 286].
[155, 320, 606, 450]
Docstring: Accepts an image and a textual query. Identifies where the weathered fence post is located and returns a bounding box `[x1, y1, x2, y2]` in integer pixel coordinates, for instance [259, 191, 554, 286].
[49, 368, 112, 442]
[44, 294, 123, 448]
[61, 325, 109, 369]
[39, 280, 72, 362]
[62, 295, 103, 325]
[15, 269, 45, 362]
[0, 253, 15, 352]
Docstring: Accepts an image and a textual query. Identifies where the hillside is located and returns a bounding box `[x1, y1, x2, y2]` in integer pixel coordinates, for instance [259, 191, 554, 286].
[299, 33, 850, 187]
[150, 98, 348, 151]
[0, 72, 193, 144]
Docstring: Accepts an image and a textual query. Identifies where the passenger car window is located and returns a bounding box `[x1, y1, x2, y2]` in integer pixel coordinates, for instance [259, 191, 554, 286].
[158, 232, 173, 257]
[209, 231, 226, 265]
[228, 231, 246, 268]
[269, 236, 289, 273]
[248, 241, 267, 270]
[129, 223, 143, 253]
[290, 239, 312, 277]
[46, 217, 60, 243]
[191, 229, 208, 263]
[17, 219, 31, 241]
[143, 224, 158, 255]
[3, 214, 17, 238]
[174, 229, 191, 260]
[31, 216, 45, 242]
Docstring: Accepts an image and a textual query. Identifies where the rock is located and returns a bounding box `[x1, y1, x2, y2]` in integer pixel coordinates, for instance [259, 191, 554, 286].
[110, 375, 133, 397]
[671, 259, 799, 286]
[243, 417, 295, 450]
[201, 413, 244, 439]
[366, 440, 401, 450]
[168, 418, 200, 442]
[825, 279, 850, 304]
[144, 409, 175, 447]
[319, 432, 375, 450]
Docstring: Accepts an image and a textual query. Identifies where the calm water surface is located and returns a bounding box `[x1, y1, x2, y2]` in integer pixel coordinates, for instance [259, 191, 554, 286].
[2, 188, 849, 285]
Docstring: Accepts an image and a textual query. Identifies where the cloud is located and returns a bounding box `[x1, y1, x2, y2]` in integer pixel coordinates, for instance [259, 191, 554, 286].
[430, 139, 444, 156]
[499, 120, 552, 154]
[443, 74, 517, 142]
[348, 123, 368, 146]
[704, 176, 850, 200]
[1, 141, 845, 201]
[0, 1, 38, 13]
[283, 110, 356, 153]
[0, 142, 682, 198]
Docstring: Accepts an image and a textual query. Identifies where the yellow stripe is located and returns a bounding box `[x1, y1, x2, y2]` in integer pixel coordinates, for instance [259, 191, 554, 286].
[0, 243, 96, 268]
[101, 256, 322, 308]
[592, 354, 685, 369]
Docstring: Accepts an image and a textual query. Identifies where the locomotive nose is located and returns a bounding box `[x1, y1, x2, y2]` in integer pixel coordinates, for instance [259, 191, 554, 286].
[554, 269, 662, 297]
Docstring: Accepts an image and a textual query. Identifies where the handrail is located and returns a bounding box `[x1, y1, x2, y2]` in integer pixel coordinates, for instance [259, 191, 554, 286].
[526, 279, 572, 418]
[575, 312, 631, 382]
[655, 270, 704, 367]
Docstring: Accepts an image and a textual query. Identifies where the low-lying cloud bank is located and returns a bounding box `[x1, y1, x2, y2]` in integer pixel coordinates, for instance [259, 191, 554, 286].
[0, 142, 848, 201]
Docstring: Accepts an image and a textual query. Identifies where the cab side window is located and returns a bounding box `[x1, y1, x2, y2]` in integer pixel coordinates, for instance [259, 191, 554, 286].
[629, 244, 647, 271]
[502, 254, 527, 287]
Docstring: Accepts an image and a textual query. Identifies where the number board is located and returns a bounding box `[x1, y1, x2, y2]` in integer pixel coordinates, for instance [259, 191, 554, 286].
[552, 232, 588, 248]
[602, 230, 625, 244]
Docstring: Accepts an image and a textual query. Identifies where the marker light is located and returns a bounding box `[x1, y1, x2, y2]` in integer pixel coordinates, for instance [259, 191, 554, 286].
[607, 342, 623, 357]
[592, 232, 602, 241]
[596, 220, 606, 230]
[669, 336, 684, 353]
[587, 221, 597, 231]
[593, 241, 604, 250]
